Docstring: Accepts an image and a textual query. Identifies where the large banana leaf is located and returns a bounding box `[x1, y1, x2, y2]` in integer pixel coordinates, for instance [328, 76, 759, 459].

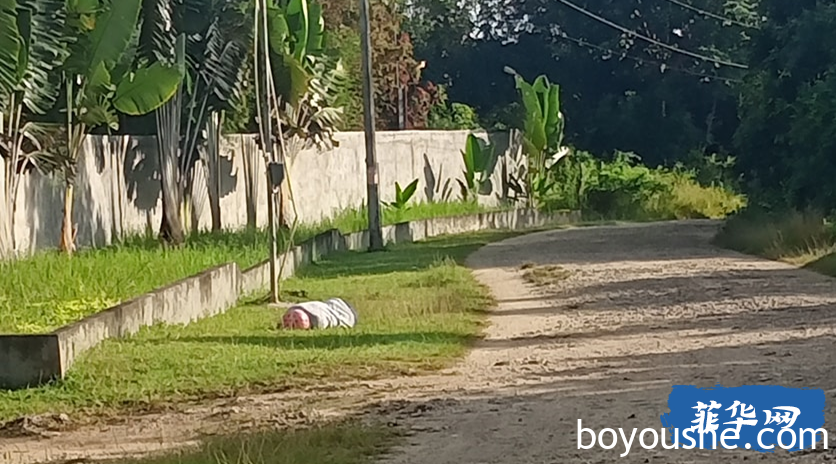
[113, 35, 184, 115]
[267, 4, 290, 55]
[113, 61, 184, 115]
[285, 0, 308, 62]
[0, 0, 22, 100]
[267, 2, 309, 105]
[515, 75, 547, 159]
[304, 0, 323, 56]
[14, 8, 29, 82]
[83, 0, 142, 77]
[544, 83, 562, 148]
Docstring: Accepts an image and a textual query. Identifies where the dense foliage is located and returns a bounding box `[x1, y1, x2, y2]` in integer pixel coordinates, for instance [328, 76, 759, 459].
[3, 0, 833, 258]
[393, 0, 835, 212]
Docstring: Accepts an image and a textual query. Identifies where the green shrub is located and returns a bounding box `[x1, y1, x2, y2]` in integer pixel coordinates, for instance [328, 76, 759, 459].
[427, 85, 481, 130]
[540, 150, 746, 221]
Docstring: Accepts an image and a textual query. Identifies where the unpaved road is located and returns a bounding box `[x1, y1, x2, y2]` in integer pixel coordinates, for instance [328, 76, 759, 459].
[3, 220, 836, 463]
[377, 220, 836, 463]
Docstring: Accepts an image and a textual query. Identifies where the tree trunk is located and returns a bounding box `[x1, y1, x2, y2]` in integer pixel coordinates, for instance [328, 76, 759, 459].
[157, 95, 186, 246]
[208, 190, 221, 231]
[158, 148, 185, 245]
[59, 182, 76, 255]
[159, 193, 185, 245]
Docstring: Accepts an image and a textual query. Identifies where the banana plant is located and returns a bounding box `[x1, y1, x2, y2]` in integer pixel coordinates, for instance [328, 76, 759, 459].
[59, 0, 185, 255]
[264, 0, 344, 230]
[506, 67, 567, 208]
[386, 179, 419, 211]
[0, 0, 72, 257]
[457, 133, 497, 202]
[266, 0, 343, 153]
[267, 0, 325, 109]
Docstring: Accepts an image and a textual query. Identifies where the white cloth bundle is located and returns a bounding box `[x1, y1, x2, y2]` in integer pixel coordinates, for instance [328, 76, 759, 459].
[289, 298, 358, 329]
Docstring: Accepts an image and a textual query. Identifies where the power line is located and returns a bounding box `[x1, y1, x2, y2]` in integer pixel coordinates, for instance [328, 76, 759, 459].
[659, 0, 759, 30]
[555, 0, 749, 69]
[554, 32, 743, 83]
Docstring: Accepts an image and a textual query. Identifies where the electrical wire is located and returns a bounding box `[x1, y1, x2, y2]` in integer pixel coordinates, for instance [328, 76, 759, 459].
[555, 0, 749, 69]
[554, 32, 743, 83]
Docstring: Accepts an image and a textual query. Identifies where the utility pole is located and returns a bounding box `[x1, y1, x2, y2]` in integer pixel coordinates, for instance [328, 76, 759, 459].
[360, 0, 384, 251]
[255, 0, 280, 303]
[397, 61, 404, 130]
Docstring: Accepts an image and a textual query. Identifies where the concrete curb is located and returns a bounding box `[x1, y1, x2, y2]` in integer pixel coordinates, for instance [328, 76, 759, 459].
[0, 209, 579, 390]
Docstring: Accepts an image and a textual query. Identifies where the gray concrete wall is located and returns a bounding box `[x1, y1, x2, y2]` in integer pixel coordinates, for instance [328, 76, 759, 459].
[0, 209, 579, 390]
[9, 131, 518, 256]
[53, 264, 241, 375]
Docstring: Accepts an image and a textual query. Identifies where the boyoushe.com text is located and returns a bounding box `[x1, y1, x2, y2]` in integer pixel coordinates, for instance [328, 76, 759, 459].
[577, 419, 828, 457]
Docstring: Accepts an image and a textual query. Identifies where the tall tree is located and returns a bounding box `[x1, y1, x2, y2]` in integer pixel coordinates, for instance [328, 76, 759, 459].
[139, 0, 251, 244]
[734, 0, 836, 210]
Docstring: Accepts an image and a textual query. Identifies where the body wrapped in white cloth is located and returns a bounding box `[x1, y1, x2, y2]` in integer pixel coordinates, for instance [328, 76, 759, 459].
[281, 298, 358, 330]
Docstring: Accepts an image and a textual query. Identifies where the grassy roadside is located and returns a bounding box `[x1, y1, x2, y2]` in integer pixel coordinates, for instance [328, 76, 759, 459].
[116, 421, 397, 464]
[0, 230, 518, 421]
[0, 201, 495, 334]
[713, 207, 836, 276]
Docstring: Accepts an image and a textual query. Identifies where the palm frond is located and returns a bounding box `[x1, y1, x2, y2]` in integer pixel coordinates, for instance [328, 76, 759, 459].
[0, 0, 22, 109]
[201, 19, 247, 107]
[14, 121, 71, 175]
[138, 0, 175, 63]
[16, 0, 72, 114]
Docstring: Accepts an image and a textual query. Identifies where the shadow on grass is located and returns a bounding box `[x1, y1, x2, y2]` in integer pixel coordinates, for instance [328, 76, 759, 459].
[803, 252, 836, 277]
[296, 230, 523, 279]
[130, 331, 479, 350]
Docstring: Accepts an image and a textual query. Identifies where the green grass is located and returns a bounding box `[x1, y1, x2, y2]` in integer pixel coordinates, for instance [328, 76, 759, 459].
[0, 230, 518, 421]
[0, 201, 498, 334]
[115, 421, 397, 464]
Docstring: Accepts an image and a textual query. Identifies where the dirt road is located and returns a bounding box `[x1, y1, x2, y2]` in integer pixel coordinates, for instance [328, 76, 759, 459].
[376, 220, 836, 463]
[3, 220, 836, 463]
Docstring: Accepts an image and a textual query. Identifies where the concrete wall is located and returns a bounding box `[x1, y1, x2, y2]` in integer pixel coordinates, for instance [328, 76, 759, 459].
[8, 131, 519, 256]
[0, 209, 579, 390]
